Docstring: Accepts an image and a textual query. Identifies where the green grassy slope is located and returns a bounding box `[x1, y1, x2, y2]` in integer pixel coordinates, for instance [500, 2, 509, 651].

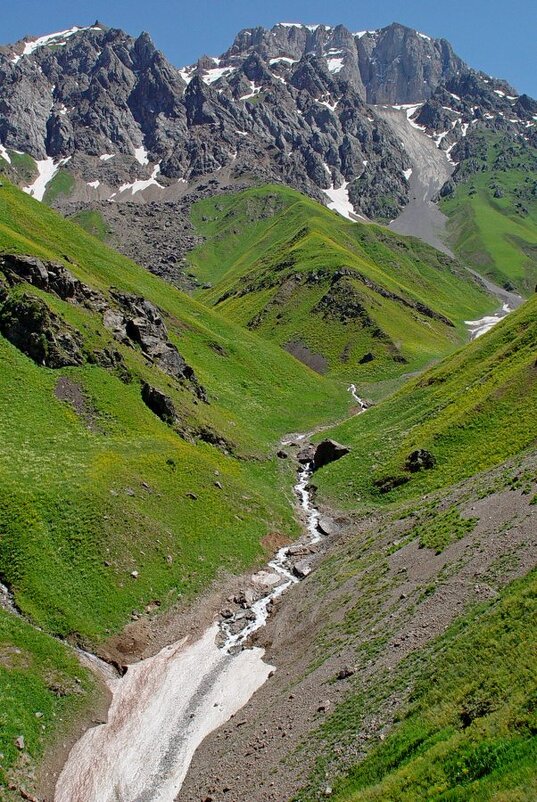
[0, 608, 98, 792]
[188, 186, 494, 390]
[441, 131, 537, 295]
[0, 178, 350, 791]
[329, 570, 537, 802]
[0, 178, 351, 638]
[313, 292, 537, 511]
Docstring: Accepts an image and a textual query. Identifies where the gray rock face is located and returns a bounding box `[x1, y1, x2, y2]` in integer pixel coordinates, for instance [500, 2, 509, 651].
[0, 19, 534, 263]
[0, 21, 445, 220]
[0, 290, 84, 367]
[0, 252, 206, 399]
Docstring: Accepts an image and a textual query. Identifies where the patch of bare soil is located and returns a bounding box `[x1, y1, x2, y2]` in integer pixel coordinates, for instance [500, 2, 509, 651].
[54, 377, 101, 433]
[284, 341, 328, 374]
[177, 454, 537, 802]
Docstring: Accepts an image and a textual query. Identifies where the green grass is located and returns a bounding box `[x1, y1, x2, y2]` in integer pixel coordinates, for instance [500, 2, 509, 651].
[442, 131, 537, 295]
[4, 152, 37, 185]
[43, 169, 75, 205]
[0, 608, 97, 793]
[329, 570, 537, 802]
[188, 185, 494, 390]
[68, 209, 110, 241]
[0, 177, 350, 641]
[0, 177, 352, 790]
[411, 506, 478, 554]
[313, 292, 537, 510]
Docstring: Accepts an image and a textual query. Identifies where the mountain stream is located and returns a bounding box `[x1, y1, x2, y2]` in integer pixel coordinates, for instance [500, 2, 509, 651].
[53, 389, 368, 801]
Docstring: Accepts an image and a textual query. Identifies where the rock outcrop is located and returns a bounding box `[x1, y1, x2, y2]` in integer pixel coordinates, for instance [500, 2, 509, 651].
[313, 439, 350, 470]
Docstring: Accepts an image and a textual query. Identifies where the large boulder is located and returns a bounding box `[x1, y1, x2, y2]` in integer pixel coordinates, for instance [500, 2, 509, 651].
[313, 439, 350, 470]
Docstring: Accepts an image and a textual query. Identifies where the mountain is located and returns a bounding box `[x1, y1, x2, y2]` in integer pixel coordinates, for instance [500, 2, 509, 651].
[0, 20, 536, 290]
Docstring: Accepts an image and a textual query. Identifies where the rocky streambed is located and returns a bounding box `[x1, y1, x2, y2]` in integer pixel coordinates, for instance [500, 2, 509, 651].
[53, 436, 353, 802]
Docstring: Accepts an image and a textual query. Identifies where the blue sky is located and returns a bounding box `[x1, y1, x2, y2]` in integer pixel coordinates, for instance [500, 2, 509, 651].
[3, 0, 536, 96]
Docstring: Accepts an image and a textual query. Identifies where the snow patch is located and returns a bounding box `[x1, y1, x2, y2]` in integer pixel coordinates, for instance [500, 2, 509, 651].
[403, 168, 413, 181]
[324, 182, 360, 221]
[417, 31, 432, 41]
[327, 57, 344, 74]
[269, 57, 297, 66]
[11, 26, 98, 64]
[99, 153, 115, 162]
[240, 81, 262, 101]
[87, 180, 100, 189]
[354, 30, 377, 38]
[0, 143, 11, 164]
[23, 156, 70, 202]
[277, 23, 328, 32]
[134, 145, 149, 166]
[179, 66, 195, 85]
[465, 303, 512, 339]
[202, 66, 236, 85]
[118, 164, 163, 196]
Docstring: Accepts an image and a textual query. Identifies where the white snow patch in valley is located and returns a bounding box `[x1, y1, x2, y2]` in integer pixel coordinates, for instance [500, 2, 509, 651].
[99, 153, 115, 161]
[23, 156, 70, 202]
[55, 626, 273, 802]
[465, 303, 513, 339]
[318, 99, 338, 111]
[118, 164, 163, 196]
[446, 143, 458, 165]
[403, 168, 413, 181]
[11, 26, 98, 64]
[434, 130, 449, 146]
[179, 66, 195, 85]
[417, 31, 432, 41]
[494, 89, 506, 97]
[354, 30, 377, 38]
[460, 122, 469, 137]
[134, 145, 149, 166]
[0, 143, 11, 164]
[327, 57, 344, 74]
[87, 180, 100, 188]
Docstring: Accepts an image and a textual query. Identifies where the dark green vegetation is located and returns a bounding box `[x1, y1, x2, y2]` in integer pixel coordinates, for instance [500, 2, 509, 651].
[314, 291, 537, 510]
[0, 177, 349, 785]
[330, 570, 537, 802]
[68, 209, 110, 241]
[189, 186, 493, 390]
[42, 169, 75, 205]
[442, 131, 537, 295]
[0, 608, 97, 789]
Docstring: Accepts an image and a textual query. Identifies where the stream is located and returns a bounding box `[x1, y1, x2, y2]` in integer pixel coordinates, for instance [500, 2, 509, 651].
[54, 454, 333, 801]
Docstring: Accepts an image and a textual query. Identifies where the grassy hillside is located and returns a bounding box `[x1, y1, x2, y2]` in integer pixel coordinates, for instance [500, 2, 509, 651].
[441, 131, 537, 295]
[0, 177, 350, 792]
[317, 569, 537, 802]
[0, 178, 352, 637]
[188, 186, 494, 392]
[313, 292, 537, 511]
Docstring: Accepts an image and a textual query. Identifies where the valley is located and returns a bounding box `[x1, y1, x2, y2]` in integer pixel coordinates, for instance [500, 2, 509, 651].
[0, 13, 535, 802]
